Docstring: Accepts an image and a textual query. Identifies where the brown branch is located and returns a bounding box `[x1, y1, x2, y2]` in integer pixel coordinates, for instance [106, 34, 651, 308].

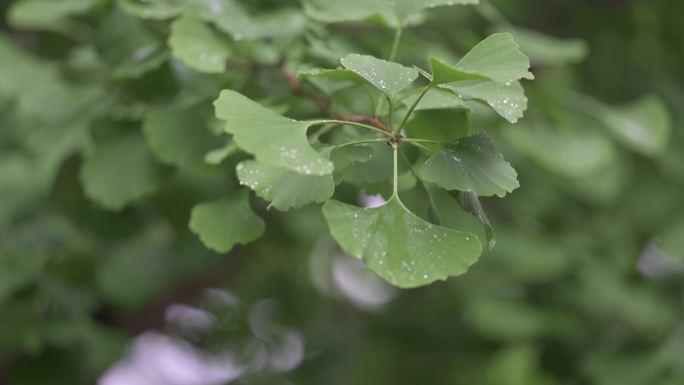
[278, 66, 390, 133]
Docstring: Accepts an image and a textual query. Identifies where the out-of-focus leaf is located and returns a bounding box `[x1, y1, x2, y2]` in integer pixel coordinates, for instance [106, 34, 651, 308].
[143, 107, 217, 173]
[508, 27, 588, 66]
[655, 219, 684, 260]
[421, 133, 519, 197]
[598, 95, 671, 156]
[340, 54, 418, 98]
[8, 0, 98, 32]
[303, 0, 478, 28]
[95, 9, 168, 79]
[503, 123, 617, 178]
[191, 1, 305, 40]
[118, 0, 186, 20]
[323, 197, 482, 288]
[168, 13, 231, 74]
[236, 160, 334, 211]
[189, 191, 265, 253]
[80, 133, 165, 211]
[214, 90, 333, 175]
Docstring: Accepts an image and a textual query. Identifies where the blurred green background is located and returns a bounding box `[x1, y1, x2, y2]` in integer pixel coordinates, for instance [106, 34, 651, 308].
[1, 0, 683, 384]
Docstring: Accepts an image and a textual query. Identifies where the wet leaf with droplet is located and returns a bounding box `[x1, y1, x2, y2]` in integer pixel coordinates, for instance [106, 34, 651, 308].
[323, 197, 482, 288]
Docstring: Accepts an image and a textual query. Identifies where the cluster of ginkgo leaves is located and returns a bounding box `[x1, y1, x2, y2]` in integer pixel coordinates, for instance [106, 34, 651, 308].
[201, 3, 532, 288]
[7, 0, 536, 289]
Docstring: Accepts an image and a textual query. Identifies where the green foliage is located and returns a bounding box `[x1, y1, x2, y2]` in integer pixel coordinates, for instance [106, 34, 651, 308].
[1, 0, 683, 383]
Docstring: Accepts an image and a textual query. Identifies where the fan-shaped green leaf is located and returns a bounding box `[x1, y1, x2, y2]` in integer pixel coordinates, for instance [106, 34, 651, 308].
[323, 197, 482, 288]
[430, 34, 533, 84]
[503, 123, 617, 178]
[236, 160, 334, 211]
[457, 191, 494, 249]
[420, 133, 519, 197]
[442, 80, 527, 123]
[118, 0, 186, 20]
[190, 0, 304, 40]
[143, 107, 216, 173]
[80, 133, 165, 211]
[598, 95, 671, 156]
[168, 13, 231, 74]
[213, 90, 333, 175]
[298, 67, 365, 94]
[340, 54, 418, 98]
[508, 27, 588, 66]
[8, 0, 97, 32]
[189, 191, 265, 253]
[303, 0, 477, 28]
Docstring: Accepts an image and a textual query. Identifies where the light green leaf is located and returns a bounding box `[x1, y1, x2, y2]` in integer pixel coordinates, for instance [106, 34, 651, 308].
[236, 160, 334, 211]
[431, 33, 533, 84]
[323, 197, 482, 288]
[340, 54, 418, 98]
[213, 90, 333, 175]
[420, 133, 519, 197]
[143, 107, 217, 173]
[508, 27, 588, 66]
[428, 34, 532, 122]
[204, 139, 237, 165]
[402, 87, 468, 111]
[189, 192, 265, 253]
[8, 0, 97, 32]
[168, 13, 231, 74]
[442, 80, 527, 123]
[298, 67, 365, 94]
[118, 0, 186, 20]
[303, 0, 477, 28]
[80, 133, 165, 211]
[388, 0, 479, 26]
[598, 95, 671, 156]
[503, 123, 617, 178]
[190, 1, 305, 40]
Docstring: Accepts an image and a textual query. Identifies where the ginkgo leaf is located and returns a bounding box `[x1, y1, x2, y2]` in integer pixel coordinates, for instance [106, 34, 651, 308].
[190, 0, 304, 40]
[340, 54, 418, 98]
[236, 160, 334, 211]
[168, 13, 231, 74]
[189, 191, 265, 253]
[420, 133, 519, 197]
[598, 95, 671, 156]
[430, 33, 533, 84]
[118, 0, 186, 20]
[213, 90, 333, 175]
[457, 191, 495, 249]
[297, 67, 365, 94]
[323, 197, 482, 288]
[507, 27, 588, 66]
[503, 123, 617, 178]
[442, 80, 527, 123]
[302, 0, 478, 28]
[8, 0, 98, 31]
[142, 107, 216, 173]
[402, 87, 468, 111]
[80, 133, 165, 211]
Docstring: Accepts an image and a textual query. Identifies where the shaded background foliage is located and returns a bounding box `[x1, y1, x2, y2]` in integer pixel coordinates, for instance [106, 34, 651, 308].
[1, 0, 683, 384]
